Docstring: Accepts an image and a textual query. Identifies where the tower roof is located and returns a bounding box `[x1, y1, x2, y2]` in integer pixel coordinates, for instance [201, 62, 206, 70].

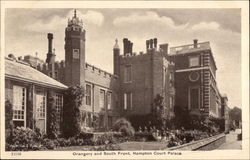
[113, 39, 120, 49]
[67, 9, 83, 27]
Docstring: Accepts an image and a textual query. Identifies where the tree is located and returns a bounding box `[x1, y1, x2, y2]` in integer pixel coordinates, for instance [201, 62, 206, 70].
[173, 105, 190, 129]
[151, 94, 167, 127]
[47, 91, 58, 139]
[229, 106, 242, 128]
[62, 85, 85, 138]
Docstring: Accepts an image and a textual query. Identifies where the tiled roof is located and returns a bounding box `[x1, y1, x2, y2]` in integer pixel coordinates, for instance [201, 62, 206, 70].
[169, 42, 211, 55]
[5, 58, 68, 89]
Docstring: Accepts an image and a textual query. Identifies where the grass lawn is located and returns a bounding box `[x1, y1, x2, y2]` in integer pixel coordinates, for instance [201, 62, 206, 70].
[118, 141, 168, 150]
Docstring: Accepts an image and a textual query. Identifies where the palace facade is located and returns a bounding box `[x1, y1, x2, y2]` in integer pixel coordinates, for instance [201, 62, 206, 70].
[5, 10, 229, 133]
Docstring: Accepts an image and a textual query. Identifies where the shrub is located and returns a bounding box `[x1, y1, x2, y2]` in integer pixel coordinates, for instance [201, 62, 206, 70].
[76, 132, 93, 140]
[113, 118, 135, 137]
[93, 133, 114, 145]
[42, 138, 56, 150]
[6, 127, 43, 151]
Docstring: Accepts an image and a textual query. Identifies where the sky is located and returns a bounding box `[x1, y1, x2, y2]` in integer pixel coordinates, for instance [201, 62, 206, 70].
[5, 8, 241, 108]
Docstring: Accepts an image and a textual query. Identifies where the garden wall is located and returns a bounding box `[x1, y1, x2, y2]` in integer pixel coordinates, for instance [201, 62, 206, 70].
[166, 133, 225, 151]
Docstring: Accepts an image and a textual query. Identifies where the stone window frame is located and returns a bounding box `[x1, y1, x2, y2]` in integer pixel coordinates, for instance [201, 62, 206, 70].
[99, 89, 105, 109]
[124, 92, 132, 110]
[188, 86, 200, 110]
[13, 85, 27, 128]
[123, 65, 132, 83]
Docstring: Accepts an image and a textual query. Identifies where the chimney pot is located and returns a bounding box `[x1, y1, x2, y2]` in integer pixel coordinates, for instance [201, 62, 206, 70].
[8, 54, 16, 59]
[149, 39, 153, 49]
[47, 33, 53, 54]
[193, 39, 198, 48]
[123, 38, 128, 55]
[153, 38, 157, 48]
[130, 42, 133, 54]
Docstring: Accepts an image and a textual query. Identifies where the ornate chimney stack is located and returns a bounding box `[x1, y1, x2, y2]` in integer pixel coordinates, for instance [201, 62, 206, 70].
[113, 39, 120, 75]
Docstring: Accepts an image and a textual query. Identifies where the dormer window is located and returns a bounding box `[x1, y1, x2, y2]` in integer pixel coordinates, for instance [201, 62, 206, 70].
[189, 56, 199, 67]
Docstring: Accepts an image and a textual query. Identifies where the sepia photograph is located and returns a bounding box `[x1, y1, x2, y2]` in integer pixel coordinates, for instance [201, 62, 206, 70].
[1, 1, 249, 159]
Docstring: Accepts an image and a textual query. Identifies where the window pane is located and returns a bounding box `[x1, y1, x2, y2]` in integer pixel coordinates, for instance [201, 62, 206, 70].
[86, 84, 91, 106]
[189, 56, 199, 67]
[124, 93, 132, 110]
[124, 93, 127, 110]
[36, 93, 46, 119]
[13, 86, 26, 122]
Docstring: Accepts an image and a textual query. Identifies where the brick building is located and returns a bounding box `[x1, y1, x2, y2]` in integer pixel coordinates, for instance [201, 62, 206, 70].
[6, 10, 229, 133]
[169, 39, 222, 118]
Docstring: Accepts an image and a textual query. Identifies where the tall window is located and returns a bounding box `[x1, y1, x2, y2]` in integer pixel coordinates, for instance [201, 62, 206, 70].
[124, 93, 132, 110]
[189, 56, 199, 67]
[55, 93, 63, 127]
[107, 92, 112, 110]
[189, 87, 200, 110]
[86, 84, 91, 106]
[99, 90, 105, 109]
[124, 65, 132, 82]
[13, 85, 26, 127]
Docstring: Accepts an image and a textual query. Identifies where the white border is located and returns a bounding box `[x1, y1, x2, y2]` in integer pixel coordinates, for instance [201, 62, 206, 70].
[1, 1, 249, 159]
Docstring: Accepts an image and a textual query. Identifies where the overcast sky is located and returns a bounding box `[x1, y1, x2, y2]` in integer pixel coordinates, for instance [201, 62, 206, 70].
[5, 8, 241, 108]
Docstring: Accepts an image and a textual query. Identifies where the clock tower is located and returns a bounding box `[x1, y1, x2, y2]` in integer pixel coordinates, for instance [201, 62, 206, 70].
[64, 10, 85, 86]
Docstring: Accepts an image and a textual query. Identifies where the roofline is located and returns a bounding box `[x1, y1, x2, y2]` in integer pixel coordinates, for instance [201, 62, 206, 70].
[5, 74, 68, 90]
[169, 41, 210, 49]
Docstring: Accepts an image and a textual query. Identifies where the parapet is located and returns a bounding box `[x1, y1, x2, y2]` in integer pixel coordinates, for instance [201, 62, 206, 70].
[85, 62, 118, 80]
[169, 41, 211, 55]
